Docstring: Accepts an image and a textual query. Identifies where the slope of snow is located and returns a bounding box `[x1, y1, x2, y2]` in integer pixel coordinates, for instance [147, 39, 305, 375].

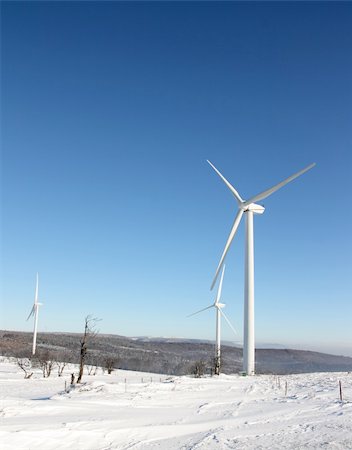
[0, 358, 351, 449]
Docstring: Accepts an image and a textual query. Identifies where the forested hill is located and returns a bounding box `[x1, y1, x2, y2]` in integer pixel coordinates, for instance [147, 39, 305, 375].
[1, 330, 352, 375]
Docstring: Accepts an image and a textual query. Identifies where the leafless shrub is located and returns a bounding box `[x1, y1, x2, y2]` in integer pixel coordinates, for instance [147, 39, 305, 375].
[191, 360, 206, 378]
[57, 361, 67, 377]
[104, 357, 117, 375]
[86, 365, 97, 375]
[56, 350, 72, 376]
[36, 350, 56, 378]
[85, 352, 99, 375]
[17, 358, 33, 379]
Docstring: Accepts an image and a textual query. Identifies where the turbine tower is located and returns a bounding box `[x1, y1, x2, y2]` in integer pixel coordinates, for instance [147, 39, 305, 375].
[188, 265, 237, 375]
[207, 161, 315, 375]
[26, 273, 43, 355]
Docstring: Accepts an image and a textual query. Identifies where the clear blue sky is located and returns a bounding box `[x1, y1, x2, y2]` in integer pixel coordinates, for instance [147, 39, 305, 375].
[1, 2, 351, 356]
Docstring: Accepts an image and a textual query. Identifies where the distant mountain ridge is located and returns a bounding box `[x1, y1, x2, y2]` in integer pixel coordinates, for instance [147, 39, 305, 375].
[132, 336, 288, 349]
[1, 330, 352, 375]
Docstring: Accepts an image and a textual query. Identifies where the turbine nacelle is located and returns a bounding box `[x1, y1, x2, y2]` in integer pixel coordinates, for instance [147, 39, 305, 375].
[215, 302, 225, 309]
[242, 203, 265, 214]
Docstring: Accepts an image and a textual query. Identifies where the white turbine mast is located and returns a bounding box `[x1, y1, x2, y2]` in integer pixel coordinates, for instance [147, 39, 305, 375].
[26, 273, 43, 355]
[207, 160, 315, 375]
[188, 265, 237, 375]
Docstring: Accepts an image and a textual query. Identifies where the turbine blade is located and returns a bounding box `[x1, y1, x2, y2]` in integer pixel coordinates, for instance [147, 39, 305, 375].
[210, 209, 244, 290]
[187, 304, 214, 318]
[244, 163, 316, 206]
[215, 264, 226, 304]
[26, 305, 35, 321]
[35, 273, 39, 304]
[220, 309, 238, 336]
[207, 160, 243, 204]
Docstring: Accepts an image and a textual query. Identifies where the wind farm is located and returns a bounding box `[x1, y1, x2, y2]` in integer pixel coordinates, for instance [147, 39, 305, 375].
[2, 1, 352, 449]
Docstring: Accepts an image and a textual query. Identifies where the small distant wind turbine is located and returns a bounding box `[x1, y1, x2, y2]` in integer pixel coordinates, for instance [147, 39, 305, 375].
[188, 265, 237, 375]
[26, 273, 43, 355]
[207, 160, 315, 375]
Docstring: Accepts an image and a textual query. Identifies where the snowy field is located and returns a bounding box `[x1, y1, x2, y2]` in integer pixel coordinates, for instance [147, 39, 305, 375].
[1, 358, 351, 449]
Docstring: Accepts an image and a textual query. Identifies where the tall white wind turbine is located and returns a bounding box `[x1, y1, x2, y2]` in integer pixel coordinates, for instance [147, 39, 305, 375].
[26, 273, 43, 355]
[207, 160, 315, 375]
[188, 265, 237, 375]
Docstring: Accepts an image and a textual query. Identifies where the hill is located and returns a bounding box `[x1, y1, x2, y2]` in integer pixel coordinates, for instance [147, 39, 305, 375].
[1, 330, 352, 375]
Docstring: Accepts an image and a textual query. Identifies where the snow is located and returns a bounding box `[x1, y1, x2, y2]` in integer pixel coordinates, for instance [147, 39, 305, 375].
[1, 358, 351, 449]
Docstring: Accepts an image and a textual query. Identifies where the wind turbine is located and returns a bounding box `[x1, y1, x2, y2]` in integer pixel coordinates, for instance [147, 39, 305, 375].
[26, 273, 43, 355]
[207, 160, 315, 375]
[188, 265, 237, 375]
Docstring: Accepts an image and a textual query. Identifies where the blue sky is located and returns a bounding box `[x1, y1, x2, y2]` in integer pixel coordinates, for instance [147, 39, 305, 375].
[1, 2, 351, 356]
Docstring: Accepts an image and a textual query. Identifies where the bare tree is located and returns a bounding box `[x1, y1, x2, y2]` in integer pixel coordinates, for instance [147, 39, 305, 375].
[104, 357, 117, 375]
[77, 315, 100, 383]
[37, 350, 56, 378]
[56, 350, 72, 377]
[191, 360, 206, 378]
[86, 365, 97, 375]
[17, 358, 33, 379]
[85, 352, 99, 375]
[57, 361, 67, 377]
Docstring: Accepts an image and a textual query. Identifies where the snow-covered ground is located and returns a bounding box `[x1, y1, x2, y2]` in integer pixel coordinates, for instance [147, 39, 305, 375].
[1, 358, 351, 449]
